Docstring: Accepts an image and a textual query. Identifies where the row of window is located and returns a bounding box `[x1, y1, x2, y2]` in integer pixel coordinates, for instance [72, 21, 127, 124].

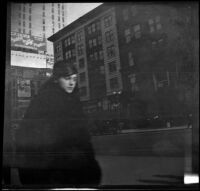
[77, 44, 84, 56]
[124, 16, 162, 43]
[122, 6, 138, 21]
[108, 61, 117, 73]
[64, 35, 75, 47]
[65, 49, 76, 60]
[148, 16, 162, 32]
[88, 36, 102, 48]
[77, 30, 84, 43]
[87, 21, 101, 34]
[89, 50, 104, 61]
[57, 45, 114, 62]
[105, 30, 114, 43]
[87, 14, 113, 35]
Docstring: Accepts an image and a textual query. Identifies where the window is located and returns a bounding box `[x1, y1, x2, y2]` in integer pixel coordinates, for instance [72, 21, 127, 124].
[98, 36, 102, 45]
[58, 23, 61, 28]
[89, 54, 94, 61]
[104, 15, 112, 28]
[93, 39, 97, 46]
[72, 49, 76, 57]
[29, 15, 31, 21]
[65, 51, 69, 59]
[18, 13, 21, 18]
[100, 66, 105, 74]
[23, 29, 25, 33]
[62, 17, 64, 23]
[128, 52, 134, 66]
[29, 8, 31, 14]
[43, 19, 45, 24]
[58, 16, 60, 21]
[92, 23, 96, 32]
[71, 35, 75, 44]
[52, 28, 55, 33]
[43, 26, 45, 31]
[23, 21, 25, 27]
[18, 21, 21, 26]
[107, 45, 115, 58]
[88, 26, 91, 34]
[155, 16, 162, 30]
[79, 87, 87, 96]
[42, 5, 45, 10]
[23, 6, 25, 12]
[148, 19, 155, 33]
[19, 5, 21, 11]
[43, 12, 45, 17]
[52, 15, 54, 20]
[29, 23, 31, 28]
[96, 21, 101, 30]
[18, 28, 21, 33]
[131, 6, 137, 16]
[23, 14, 25, 19]
[79, 58, 85, 69]
[108, 61, 117, 73]
[79, 72, 86, 82]
[94, 52, 98, 60]
[110, 77, 119, 89]
[58, 9, 60, 15]
[123, 9, 129, 21]
[52, 8, 54, 13]
[124, 28, 131, 43]
[78, 44, 84, 56]
[77, 31, 83, 42]
[55, 43, 61, 53]
[89, 40, 92, 48]
[62, 4, 64, 10]
[105, 30, 114, 43]
[99, 50, 104, 60]
[133, 24, 141, 39]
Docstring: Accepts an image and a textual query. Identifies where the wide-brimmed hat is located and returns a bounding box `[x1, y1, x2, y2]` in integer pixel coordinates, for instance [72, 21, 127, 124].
[53, 61, 77, 78]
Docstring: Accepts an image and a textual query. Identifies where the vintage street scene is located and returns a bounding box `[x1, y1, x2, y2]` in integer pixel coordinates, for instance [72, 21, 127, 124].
[3, 2, 199, 189]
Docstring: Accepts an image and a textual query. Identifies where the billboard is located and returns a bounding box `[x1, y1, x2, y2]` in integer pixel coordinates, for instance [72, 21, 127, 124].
[46, 54, 54, 69]
[17, 79, 31, 98]
[11, 32, 46, 52]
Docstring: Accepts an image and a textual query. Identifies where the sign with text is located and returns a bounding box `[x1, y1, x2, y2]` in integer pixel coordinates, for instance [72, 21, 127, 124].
[17, 79, 31, 98]
[11, 32, 46, 52]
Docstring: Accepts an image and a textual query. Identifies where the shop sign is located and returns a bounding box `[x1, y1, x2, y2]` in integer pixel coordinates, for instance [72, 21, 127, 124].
[17, 79, 31, 98]
[11, 31, 46, 52]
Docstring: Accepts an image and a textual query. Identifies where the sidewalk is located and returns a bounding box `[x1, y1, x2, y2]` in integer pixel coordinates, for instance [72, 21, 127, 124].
[96, 155, 185, 185]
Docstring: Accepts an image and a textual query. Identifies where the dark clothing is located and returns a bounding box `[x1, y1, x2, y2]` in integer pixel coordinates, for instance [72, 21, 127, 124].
[16, 79, 101, 186]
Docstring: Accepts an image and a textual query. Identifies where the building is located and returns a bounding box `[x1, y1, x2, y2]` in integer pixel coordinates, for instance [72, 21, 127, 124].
[10, 3, 68, 121]
[11, 3, 68, 55]
[48, 3, 196, 122]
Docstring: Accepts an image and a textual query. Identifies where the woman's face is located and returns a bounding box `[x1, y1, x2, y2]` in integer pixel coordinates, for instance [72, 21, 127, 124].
[58, 74, 78, 93]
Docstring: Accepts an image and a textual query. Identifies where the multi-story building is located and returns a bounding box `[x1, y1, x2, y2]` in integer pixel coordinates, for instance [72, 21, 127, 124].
[11, 3, 68, 55]
[48, 3, 195, 121]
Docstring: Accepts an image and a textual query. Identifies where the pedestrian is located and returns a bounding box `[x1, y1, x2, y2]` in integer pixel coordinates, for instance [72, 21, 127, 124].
[16, 61, 101, 186]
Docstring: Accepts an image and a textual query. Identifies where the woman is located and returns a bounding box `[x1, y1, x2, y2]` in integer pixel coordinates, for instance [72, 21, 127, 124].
[16, 61, 101, 186]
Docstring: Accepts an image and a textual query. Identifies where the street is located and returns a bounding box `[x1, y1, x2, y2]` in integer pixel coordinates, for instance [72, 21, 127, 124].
[96, 155, 185, 185]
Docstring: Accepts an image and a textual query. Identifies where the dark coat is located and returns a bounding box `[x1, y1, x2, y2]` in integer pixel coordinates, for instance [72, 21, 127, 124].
[16, 78, 101, 185]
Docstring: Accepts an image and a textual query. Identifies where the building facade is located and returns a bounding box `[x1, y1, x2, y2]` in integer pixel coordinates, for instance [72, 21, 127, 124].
[48, 3, 195, 122]
[11, 3, 68, 55]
